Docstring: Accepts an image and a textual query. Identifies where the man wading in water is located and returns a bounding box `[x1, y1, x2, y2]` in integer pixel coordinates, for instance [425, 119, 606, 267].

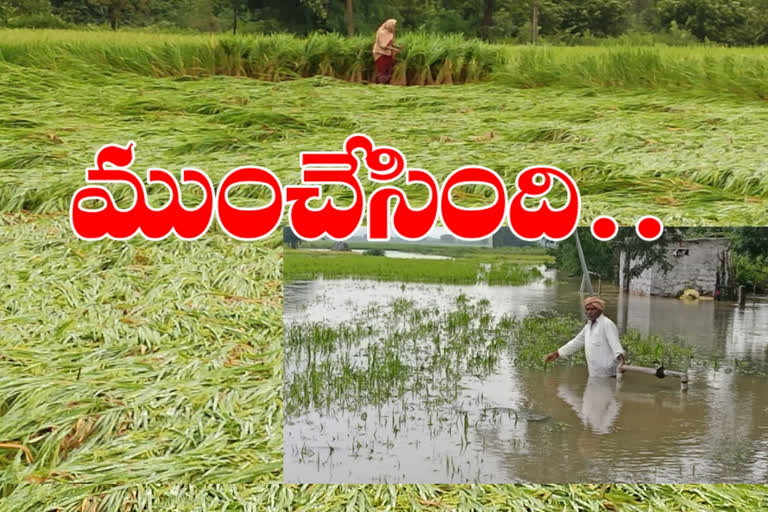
[545, 297, 626, 377]
[373, 19, 401, 84]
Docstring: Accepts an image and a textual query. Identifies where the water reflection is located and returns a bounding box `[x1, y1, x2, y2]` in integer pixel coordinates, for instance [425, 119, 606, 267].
[558, 377, 620, 435]
[479, 367, 768, 483]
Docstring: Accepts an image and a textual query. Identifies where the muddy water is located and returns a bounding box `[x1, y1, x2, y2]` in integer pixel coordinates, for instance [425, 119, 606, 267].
[284, 275, 768, 483]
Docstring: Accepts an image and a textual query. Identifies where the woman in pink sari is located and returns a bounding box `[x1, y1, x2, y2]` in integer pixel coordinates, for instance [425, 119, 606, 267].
[372, 19, 401, 84]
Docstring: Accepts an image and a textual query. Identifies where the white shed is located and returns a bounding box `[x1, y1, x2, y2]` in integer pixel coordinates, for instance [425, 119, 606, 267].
[619, 238, 730, 297]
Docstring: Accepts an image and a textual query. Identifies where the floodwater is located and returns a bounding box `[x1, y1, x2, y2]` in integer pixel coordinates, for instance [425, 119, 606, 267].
[284, 273, 768, 483]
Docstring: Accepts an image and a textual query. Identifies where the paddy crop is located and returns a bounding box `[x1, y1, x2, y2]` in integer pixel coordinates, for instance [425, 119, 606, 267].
[501, 45, 768, 100]
[300, 241, 553, 263]
[4, 30, 768, 99]
[285, 291, 768, 484]
[3, 482, 767, 511]
[284, 250, 543, 284]
[0, 29, 503, 85]
[4, 27, 768, 508]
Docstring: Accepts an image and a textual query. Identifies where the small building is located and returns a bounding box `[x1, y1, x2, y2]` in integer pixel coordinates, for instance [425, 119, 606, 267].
[619, 238, 731, 297]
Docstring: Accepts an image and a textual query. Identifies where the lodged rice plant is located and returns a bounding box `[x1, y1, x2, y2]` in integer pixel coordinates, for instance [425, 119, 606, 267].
[3, 29, 768, 96]
[2, 51, 768, 224]
[3, 27, 768, 511]
[0, 214, 283, 489]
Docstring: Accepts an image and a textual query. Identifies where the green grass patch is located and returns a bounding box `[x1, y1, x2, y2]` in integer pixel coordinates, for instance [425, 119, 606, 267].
[2, 482, 768, 510]
[284, 250, 543, 284]
[299, 241, 553, 263]
[501, 46, 768, 100]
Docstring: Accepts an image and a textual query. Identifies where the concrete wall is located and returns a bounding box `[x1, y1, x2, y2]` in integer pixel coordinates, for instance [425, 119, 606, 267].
[621, 239, 730, 297]
[619, 250, 652, 295]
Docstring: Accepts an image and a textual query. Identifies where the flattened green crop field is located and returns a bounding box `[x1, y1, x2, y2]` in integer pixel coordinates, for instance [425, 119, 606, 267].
[2, 30, 768, 224]
[1, 29, 768, 510]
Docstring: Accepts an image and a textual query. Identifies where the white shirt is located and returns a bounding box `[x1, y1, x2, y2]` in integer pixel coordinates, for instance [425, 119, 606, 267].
[558, 314, 625, 377]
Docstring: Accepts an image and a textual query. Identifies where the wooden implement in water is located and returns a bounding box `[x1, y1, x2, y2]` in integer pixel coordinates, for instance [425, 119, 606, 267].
[617, 362, 689, 392]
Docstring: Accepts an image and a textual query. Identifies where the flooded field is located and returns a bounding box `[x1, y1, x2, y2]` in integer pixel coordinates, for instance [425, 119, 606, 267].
[284, 274, 768, 483]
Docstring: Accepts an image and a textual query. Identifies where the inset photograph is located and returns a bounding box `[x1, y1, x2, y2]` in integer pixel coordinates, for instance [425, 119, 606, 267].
[284, 226, 768, 483]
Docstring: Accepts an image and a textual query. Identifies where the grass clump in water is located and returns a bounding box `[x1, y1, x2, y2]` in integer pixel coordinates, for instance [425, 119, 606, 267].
[511, 314, 694, 371]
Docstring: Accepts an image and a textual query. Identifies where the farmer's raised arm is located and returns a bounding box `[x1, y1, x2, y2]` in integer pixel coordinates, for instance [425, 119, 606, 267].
[558, 324, 587, 358]
[546, 324, 587, 362]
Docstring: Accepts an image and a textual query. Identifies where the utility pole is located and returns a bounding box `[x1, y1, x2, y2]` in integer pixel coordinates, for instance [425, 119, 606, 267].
[574, 230, 594, 295]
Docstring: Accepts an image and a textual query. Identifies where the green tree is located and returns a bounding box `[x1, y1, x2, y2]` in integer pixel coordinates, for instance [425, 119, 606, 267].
[547, 228, 615, 279]
[731, 253, 768, 293]
[729, 228, 768, 293]
[560, 0, 632, 37]
[656, 0, 760, 44]
[492, 228, 534, 248]
[548, 227, 682, 290]
[614, 227, 681, 291]
[345, 0, 354, 35]
[5, 0, 53, 16]
[89, 0, 146, 29]
[51, 0, 149, 28]
[284, 226, 302, 249]
[480, 0, 495, 40]
[188, 0, 218, 31]
[731, 227, 768, 260]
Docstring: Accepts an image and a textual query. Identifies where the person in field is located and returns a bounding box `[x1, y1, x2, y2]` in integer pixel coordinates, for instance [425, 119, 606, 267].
[545, 297, 626, 377]
[372, 19, 401, 84]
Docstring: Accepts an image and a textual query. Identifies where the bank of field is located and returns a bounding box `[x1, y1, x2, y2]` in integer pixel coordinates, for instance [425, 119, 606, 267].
[301, 241, 552, 261]
[2, 28, 768, 509]
[284, 246, 550, 284]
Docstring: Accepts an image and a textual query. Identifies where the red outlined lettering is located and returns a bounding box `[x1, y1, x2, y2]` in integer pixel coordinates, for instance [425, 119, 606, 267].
[284, 134, 367, 241]
[216, 167, 284, 241]
[67, 136, 643, 246]
[367, 169, 440, 241]
[70, 142, 216, 241]
[508, 165, 580, 242]
[440, 166, 508, 240]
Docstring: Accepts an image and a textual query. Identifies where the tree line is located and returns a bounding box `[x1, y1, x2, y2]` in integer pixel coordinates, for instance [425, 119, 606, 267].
[3, 0, 768, 45]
